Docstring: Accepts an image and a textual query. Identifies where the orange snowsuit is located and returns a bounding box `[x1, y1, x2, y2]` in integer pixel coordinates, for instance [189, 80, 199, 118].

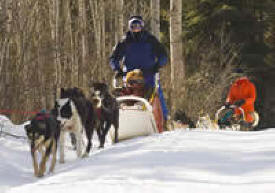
[226, 77, 256, 123]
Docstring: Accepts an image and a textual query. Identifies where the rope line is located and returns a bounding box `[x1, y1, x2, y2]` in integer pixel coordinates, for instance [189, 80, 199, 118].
[0, 109, 39, 115]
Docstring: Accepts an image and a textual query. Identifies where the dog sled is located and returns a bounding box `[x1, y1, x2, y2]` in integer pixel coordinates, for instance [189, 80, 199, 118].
[215, 105, 259, 131]
[196, 104, 259, 131]
[109, 70, 164, 141]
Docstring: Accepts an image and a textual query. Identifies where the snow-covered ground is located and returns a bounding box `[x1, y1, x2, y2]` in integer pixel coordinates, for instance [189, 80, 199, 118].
[1, 116, 275, 193]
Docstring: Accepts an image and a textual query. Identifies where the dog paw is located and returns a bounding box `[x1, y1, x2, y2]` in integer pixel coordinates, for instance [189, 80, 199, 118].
[48, 171, 55, 176]
[37, 172, 44, 178]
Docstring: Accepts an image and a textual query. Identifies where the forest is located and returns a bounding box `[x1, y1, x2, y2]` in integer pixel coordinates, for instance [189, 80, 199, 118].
[0, 0, 274, 128]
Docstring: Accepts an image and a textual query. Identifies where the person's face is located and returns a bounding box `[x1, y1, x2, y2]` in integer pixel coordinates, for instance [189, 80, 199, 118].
[130, 21, 142, 32]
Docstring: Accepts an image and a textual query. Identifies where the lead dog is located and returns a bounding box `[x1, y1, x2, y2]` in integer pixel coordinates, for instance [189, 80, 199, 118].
[24, 111, 60, 177]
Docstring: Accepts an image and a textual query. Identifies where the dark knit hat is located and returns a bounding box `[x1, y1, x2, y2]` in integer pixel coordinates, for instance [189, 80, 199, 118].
[232, 68, 244, 74]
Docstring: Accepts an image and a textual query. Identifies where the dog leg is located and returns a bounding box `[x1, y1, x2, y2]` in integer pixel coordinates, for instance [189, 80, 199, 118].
[114, 112, 119, 143]
[114, 125, 119, 143]
[95, 127, 101, 149]
[96, 124, 102, 139]
[75, 130, 83, 158]
[70, 133, 77, 150]
[99, 122, 111, 148]
[83, 126, 93, 158]
[59, 130, 65, 163]
[98, 120, 105, 148]
[38, 140, 52, 177]
[98, 122, 104, 148]
[49, 139, 57, 173]
[31, 151, 39, 177]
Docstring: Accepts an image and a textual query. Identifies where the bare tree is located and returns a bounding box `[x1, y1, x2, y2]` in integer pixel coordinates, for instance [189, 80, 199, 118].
[150, 0, 160, 39]
[116, 0, 124, 42]
[170, 0, 184, 116]
[78, 0, 88, 89]
[0, 0, 8, 75]
[67, 0, 79, 87]
[100, 0, 106, 80]
[55, 0, 62, 98]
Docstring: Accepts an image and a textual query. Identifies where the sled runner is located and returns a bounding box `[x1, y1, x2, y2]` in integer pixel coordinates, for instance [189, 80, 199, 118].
[109, 70, 164, 141]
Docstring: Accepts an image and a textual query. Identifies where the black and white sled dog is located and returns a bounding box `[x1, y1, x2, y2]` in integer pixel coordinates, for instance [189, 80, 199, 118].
[53, 87, 95, 163]
[91, 82, 119, 148]
[24, 111, 60, 177]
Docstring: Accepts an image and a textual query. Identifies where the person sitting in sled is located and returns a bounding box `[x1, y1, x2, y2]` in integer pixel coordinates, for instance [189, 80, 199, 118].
[224, 68, 257, 129]
[109, 15, 169, 122]
[124, 69, 145, 98]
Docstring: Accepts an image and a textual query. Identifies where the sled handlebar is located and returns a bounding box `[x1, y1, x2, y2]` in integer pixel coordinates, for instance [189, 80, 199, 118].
[112, 75, 123, 89]
[155, 73, 160, 89]
[215, 105, 245, 123]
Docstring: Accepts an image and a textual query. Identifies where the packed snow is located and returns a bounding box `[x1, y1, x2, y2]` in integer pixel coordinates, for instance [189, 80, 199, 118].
[1, 115, 275, 193]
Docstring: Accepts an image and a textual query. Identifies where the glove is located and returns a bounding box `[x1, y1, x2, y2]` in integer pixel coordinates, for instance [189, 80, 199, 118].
[115, 68, 124, 79]
[234, 99, 245, 107]
[224, 102, 231, 109]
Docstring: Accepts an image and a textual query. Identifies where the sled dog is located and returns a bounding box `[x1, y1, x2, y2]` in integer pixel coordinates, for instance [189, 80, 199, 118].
[196, 114, 219, 130]
[24, 112, 60, 177]
[91, 82, 119, 147]
[53, 87, 95, 163]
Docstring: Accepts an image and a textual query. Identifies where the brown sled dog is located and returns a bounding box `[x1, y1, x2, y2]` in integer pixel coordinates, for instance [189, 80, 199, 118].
[24, 111, 60, 177]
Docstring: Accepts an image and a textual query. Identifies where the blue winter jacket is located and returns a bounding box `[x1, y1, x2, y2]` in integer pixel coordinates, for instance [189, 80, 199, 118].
[109, 31, 168, 86]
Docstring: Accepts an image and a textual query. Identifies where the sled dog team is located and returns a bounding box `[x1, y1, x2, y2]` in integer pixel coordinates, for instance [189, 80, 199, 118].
[25, 84, 119, 177]
[25, 70, 258, 177]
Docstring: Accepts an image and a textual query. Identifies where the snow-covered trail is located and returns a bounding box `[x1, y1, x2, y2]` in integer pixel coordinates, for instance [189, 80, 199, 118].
[1, 127, 275, 193]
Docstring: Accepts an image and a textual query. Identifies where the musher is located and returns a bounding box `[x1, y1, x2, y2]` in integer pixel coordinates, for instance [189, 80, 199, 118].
[109, 15, 169, 123]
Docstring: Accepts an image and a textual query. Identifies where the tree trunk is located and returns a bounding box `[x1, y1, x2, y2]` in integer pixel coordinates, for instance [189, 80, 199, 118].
[66, 0, 78, 87]
[100, 0, 106, 80]
[55, 0, 62, 98]
[116, 0, 124, 42]
[150, 0, 160, 39]
[78, 0, 88, 89]
[48, 0, 57, 102]
[0, 0, 8, 81]
[90, 0, 102, 80]
[37, 0, 47, 109]
[170, 0, 184, 117]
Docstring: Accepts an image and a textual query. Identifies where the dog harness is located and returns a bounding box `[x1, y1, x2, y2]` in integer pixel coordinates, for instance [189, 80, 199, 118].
[95, 108, 102, 120]
[35, 113, 50, 121]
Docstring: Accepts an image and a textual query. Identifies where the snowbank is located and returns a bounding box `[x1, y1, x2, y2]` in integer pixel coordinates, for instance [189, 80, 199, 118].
[0, 115, 28, 137]
[1, 125, 275, 193]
